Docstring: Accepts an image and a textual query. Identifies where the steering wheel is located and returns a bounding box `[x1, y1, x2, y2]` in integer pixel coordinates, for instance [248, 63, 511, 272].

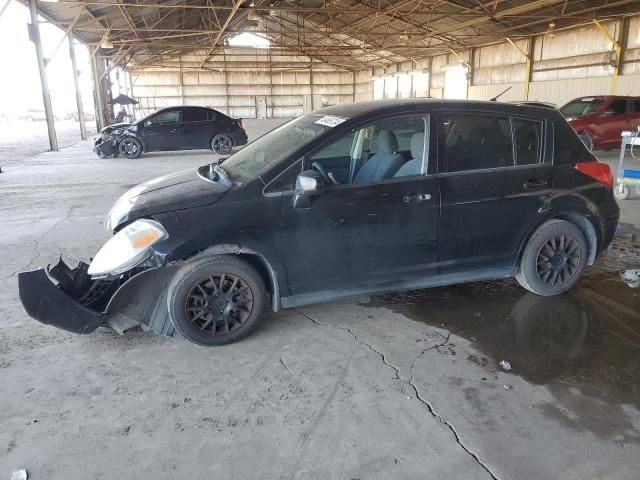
[311, 162, 338, 185]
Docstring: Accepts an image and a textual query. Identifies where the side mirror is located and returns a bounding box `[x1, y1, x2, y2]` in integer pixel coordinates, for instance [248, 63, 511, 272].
[293, 170, 324, 208]
[144, 120, 153, 127]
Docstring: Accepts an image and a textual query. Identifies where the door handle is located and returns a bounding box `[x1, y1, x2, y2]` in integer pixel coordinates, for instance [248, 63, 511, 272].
[403, 193, 432, 203]
[523, 179, 548, 190]
[169, 128, 177, 134]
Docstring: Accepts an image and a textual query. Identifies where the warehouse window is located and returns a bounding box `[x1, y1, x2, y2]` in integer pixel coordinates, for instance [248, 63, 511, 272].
[228, 32, 270, 48]
[373, 78, 384, 99]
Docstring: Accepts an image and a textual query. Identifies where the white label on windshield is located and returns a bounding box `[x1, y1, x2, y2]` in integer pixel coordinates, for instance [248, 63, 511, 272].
[315, 115, 347, 127]
[582, 97, 595, 101]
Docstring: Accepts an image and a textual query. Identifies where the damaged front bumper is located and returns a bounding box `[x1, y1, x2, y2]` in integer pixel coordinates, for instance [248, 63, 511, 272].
[93, 134, 118, 157]
[18, 259, 179, 337]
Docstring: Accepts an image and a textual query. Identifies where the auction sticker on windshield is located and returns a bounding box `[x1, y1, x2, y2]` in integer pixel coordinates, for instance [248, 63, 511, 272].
[315, 115, 348, 127]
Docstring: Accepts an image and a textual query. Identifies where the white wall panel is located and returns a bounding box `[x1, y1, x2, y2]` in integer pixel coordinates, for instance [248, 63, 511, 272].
[468, 83, 525, 102]
[528, 77, 612, 107]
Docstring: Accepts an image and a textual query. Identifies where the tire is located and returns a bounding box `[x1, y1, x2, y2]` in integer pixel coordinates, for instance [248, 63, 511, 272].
[167, 255, 266, 346]
[118, 137, 143, 159]
[614, 184, 630, 200]
[211, 133, 233, 155]
[515, 219, 588, 296]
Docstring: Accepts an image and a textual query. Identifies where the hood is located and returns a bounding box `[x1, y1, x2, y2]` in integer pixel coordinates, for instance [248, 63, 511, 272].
[106, 168, 232, 231]
[101, 122, 132, 134]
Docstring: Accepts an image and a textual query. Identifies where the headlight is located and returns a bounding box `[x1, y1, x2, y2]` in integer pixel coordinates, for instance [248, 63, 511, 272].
[88, 219, 168, 277]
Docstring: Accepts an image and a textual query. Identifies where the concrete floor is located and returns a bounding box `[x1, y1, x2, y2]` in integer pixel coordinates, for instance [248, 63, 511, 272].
[0, 119, 97, 167]
[1, 120, 639, 479]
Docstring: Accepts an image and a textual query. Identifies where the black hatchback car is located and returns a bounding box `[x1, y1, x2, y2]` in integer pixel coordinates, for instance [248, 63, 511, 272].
[94, 106, 248, 158]
[19, 99, 619, 346]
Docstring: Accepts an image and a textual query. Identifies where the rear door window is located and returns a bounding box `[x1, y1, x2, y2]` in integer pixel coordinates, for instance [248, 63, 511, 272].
[441, 112, 514, 172]
[183, 108, 208, 122]
[513, 118, 543, 165]
[632, 100, 640, 113]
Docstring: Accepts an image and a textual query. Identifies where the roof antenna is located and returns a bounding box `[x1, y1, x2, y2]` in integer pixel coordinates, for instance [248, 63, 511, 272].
[490, 86, 512, 101]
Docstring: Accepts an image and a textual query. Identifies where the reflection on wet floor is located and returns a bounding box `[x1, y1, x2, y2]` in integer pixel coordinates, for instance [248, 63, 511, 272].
[368, 230, 640, 410]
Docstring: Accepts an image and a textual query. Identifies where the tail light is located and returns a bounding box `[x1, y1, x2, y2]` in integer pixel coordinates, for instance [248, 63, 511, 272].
[235, 118, 244, 129]
[575, 162, 613, 188]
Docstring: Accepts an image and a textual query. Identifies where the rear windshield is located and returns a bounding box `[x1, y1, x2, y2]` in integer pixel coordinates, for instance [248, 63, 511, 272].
[560, 98, 604, 117]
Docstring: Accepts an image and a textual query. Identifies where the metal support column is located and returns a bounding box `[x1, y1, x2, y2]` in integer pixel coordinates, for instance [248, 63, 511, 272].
[68, 33, 86, 140]
[28, 0, 58, 151]
[90, 50, 105, 130]
[426, 57, 432, 97]
[593, 19, 622, 95]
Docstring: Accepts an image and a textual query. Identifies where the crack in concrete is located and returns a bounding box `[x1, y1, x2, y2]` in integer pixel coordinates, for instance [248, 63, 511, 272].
[279, 357, 295, 378]
[299, 309, 500, 480]
[2, 205, 77, 280]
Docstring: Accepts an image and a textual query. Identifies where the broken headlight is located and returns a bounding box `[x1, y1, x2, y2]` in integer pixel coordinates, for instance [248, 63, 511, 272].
[88, 219, 168, 277]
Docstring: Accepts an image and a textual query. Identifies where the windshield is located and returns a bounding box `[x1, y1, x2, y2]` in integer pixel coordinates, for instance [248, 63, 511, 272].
[560, 98, 605, 117]
[220, 114, 345, 183]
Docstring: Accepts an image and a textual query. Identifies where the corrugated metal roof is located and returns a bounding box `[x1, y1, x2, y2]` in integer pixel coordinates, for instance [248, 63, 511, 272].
[21, 0, 640, 71]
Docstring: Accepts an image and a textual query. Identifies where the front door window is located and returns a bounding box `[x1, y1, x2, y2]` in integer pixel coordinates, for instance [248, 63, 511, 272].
[307, 114, 429, 186]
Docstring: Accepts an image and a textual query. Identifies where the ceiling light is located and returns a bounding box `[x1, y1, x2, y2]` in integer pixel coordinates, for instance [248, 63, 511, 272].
[100, 36, 113, 49]
[546, 22, 556, 37]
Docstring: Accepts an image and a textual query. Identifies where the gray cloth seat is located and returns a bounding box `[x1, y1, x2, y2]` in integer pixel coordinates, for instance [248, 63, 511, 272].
[353, 129, 404, 184]
[394, 131, 425, 178]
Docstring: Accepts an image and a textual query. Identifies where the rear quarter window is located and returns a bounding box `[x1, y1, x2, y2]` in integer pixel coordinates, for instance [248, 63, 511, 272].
[553, 114, 595, 164]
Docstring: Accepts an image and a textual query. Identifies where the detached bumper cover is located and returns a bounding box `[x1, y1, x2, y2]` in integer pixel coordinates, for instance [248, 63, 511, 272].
[93, 134, 118, 157]
[18, 259, 178, 337]
[18, 269, 104, 334]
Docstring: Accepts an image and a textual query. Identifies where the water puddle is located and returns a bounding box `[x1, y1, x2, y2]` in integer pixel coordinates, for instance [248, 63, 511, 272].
[367, 230, 640, 409]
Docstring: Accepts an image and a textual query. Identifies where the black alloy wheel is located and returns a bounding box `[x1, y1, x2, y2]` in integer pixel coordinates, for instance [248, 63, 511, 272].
[167, 255, 266, 346]
[535, 235, 582, 287]
[212, 134, 233, 155]
[516, 219, 587, 296]
[118, 137, 142, 158]
[185, 273, 253, 335]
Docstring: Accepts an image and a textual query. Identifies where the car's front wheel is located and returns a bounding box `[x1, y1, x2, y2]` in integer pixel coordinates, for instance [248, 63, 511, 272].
[211, 134, 233, 155]
[516, 219, 588, 296]
[167, 255, 266, 346]
[118, 137, 143, 159]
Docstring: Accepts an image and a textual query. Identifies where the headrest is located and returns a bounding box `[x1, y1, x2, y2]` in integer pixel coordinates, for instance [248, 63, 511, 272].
[516, 125, 537, 149]
[410, 132, 425, 160]
[468, 127, 489, 145]
[377, 129, 399, 154]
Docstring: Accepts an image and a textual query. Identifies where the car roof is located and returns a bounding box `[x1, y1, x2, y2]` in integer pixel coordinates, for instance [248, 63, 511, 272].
[315, 98, 558, 118]
[571, 95, 640, 100]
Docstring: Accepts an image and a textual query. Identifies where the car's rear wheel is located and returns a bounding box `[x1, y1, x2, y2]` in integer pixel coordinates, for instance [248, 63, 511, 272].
[614, 184, 630, 200]
[167, 255, 266, 346]
[516, 219, 588, 296]
[211, 134, 233, 155]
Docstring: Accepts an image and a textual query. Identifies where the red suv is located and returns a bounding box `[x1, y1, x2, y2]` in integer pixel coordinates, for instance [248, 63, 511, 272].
[560, 96, 640, 149]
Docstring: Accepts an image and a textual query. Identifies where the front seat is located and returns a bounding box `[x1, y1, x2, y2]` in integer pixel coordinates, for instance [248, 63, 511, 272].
[353, 129, 404, 184]
[394, 132, 425, 177]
